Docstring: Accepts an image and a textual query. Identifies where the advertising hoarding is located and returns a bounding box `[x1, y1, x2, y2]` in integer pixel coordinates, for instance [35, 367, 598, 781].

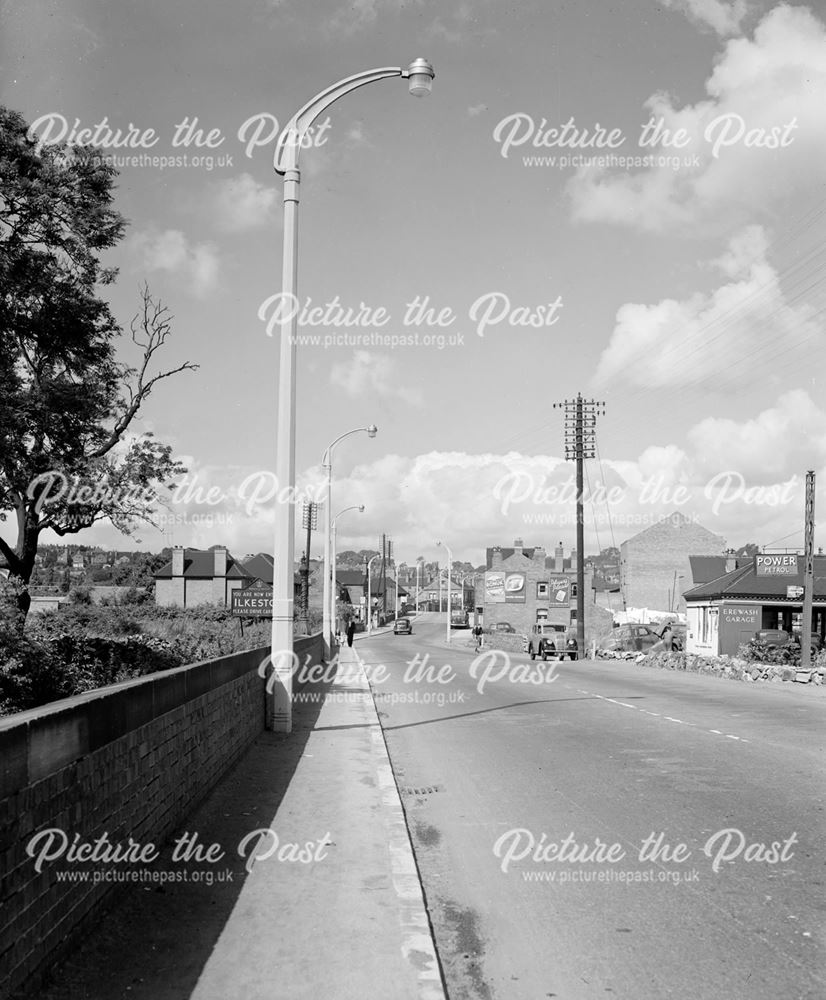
[549, 576, 570, 607]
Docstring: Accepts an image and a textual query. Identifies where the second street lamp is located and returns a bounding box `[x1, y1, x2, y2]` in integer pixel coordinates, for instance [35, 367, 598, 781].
[322, 426, 377, 661]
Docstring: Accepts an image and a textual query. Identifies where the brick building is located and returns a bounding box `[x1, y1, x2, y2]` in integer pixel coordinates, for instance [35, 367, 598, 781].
[619, 513, 725, 614]
[479, 539, 609, 640]
[154, 547, 301, 609]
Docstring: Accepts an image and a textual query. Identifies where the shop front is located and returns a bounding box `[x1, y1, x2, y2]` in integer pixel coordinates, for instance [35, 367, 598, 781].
[684, 554, 826, 657]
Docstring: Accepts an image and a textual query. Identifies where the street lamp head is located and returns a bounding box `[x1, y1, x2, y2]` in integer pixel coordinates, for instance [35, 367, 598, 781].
[366, 424, 378, 438]
[358, 505, 365, 513]
[407, 58, 435, 98]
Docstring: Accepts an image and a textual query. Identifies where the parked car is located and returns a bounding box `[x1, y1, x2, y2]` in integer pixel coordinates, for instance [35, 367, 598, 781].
[488, 622, 516, 634]
[450, 610, 470, 629]
[599, 624, 664, 654]
[393, 618, 413, 635]
[523, 623, 576, 660]
[750, 629, 822, 657]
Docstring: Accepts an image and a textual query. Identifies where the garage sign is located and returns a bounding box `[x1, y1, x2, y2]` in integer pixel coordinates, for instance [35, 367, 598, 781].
[754, 554, 798, 577]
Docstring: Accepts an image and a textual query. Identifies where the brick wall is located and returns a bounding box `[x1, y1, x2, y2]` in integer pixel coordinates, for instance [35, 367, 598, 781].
[0, 633, 323, 996]
[620, 515, 725, 612]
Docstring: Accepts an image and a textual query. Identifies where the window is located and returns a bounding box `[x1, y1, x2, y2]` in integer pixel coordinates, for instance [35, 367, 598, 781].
[537, 582, 549, 598]
[571, 583, 578, 597]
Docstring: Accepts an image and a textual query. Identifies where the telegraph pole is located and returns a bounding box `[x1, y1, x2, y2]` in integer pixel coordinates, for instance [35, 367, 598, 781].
[553, 394, 605, 657]
[299, 501, 318, 635]
[800, 470, 815, 672]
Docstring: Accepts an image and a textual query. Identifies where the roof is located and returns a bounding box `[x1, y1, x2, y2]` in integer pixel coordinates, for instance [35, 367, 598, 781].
[336, 570, 366, 586]
[241, 553, 274, 585]
[486, 546, 540, 568]
[153, 549, 251, 580]
[684, 555, 826, 602]
[621, 512, 724, 548]
[688, 555, 749, 586]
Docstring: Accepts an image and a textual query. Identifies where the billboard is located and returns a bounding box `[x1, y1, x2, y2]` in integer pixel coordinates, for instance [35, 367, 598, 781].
[754, 554, 798, 577]
[504, 572, 526, 604]
[484, 571, 506, 604]
[484, 571, 526, 604]
[549, 576, 570, 607]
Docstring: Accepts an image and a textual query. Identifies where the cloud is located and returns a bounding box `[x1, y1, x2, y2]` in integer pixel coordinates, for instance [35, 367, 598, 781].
[210, 173, 279, 232]
[128, 228, 219, 297]
[593, 225, 823, 389]
[567, 4, 826, 232]
[60, 400, 826, 557]
[327, 0, 412, 34]
[660, 0, 748, 36]
[687, 389, 826, 482]
[468, 104, 488, 117]
[329, 350, 424, 407]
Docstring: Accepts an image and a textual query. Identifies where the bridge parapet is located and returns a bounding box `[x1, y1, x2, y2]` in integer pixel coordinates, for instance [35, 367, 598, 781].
[0, 633, 323, 995]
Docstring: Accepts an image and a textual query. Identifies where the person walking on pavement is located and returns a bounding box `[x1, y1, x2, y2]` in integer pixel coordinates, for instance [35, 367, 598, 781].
[473, 624, 483, 651]
[346, 620, 356, 648]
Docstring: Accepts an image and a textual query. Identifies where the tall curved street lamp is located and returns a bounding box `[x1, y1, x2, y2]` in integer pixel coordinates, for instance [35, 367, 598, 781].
[331, 504, 365, 640]
[267, 60, 435, 732]
[322, 426, 377, 660]
[436, 541, 453, 644]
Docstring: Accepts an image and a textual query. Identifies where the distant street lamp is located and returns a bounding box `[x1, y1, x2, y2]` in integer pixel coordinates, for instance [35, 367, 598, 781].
[331, 504, 365, 640]
[268, 59, 435, 733]
[416, 557, 423, 615]
[322, 426, 377, 661]
[436, 541, 453, 644]
[366, 553, 381, 633]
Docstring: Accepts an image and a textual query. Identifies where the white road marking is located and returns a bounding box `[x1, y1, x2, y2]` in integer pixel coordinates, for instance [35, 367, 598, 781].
[578, 689, 750, 744]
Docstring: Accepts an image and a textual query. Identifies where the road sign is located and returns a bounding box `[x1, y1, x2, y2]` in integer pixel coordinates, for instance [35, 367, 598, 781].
[786, 585, 804, 600]
[231, 585, 273, 617]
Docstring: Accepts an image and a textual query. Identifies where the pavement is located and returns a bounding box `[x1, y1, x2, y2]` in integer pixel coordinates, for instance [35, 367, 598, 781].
[35, 638, 447, 1000]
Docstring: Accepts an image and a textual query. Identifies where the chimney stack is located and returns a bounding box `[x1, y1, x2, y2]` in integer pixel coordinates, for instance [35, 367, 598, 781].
[172, 546, 184, 577]
[554, 541, 564, 573]
[213, 546, 227, 578]
[724, 548, 737, 573]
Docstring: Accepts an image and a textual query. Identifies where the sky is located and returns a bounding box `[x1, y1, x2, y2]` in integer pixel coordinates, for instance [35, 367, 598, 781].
[2, 0, 826, 567]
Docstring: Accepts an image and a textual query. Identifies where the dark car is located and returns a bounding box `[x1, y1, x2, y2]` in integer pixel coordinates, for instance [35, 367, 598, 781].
[489, 622, 516, 634]
[393, 617, 413, 635]
[750, 629, 822, 657]
[599, 624, 663, 654]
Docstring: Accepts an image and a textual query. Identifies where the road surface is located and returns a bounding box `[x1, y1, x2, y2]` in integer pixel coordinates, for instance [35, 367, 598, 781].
[362, 613, 826, 1000]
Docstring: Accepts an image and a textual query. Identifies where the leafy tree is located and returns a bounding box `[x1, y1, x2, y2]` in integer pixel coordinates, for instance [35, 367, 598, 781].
[735, 543, 760, 558]
[0, 106, 198, 622]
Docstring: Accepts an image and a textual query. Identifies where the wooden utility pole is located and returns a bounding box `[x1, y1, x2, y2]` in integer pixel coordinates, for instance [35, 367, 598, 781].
[554, 395, 605, 657]
[800, 470, 815, 672]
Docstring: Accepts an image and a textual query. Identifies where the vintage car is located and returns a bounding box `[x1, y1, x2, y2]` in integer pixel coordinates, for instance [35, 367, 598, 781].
[393, 617, 413, 635]
[523, 623, 577, 660]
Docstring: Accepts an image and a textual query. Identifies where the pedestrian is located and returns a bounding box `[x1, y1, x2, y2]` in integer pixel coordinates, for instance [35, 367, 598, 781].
[346, 620, 356, 648]
[661, 622, 673, 652]
[473, 624, 483, 651]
